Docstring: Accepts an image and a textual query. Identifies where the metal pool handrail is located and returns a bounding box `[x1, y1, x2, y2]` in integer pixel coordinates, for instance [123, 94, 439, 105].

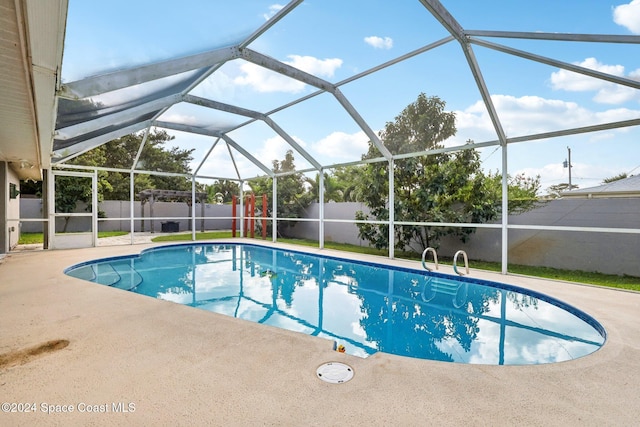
[421, 247, 438, 271]
[453, 250, 469, 276]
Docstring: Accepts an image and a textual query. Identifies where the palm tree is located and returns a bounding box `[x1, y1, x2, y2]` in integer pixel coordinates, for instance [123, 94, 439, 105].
[306, 172, 345, 202]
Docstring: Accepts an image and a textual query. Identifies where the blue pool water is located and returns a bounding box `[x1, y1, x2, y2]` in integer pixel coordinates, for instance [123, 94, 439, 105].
[65, 243, 605, 365]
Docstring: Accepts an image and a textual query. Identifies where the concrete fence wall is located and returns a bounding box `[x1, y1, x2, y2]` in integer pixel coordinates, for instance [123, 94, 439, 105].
[286, 199, 640, 277]
[20, 199, 233, 233]
[19, 198, 640, 276]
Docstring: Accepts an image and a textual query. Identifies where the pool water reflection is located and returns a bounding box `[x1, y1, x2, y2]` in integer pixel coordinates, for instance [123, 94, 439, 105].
[65, 243, 606, 365]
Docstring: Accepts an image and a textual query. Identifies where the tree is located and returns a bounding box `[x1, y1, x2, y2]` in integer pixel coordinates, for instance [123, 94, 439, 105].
[356, 93, 540, 252]
[306, 172, 345, 202]
[486, 172, 542, 214]
[249, 150, 312, 237]
[205, 180, 240, 203]
[333, 166, 367, 202]
[74, 129, 194, 200]
[545, 183, 579, 198]
[602, 172, 628, 183]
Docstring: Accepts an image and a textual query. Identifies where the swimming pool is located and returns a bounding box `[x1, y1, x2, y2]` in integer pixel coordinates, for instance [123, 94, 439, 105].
[65, 243, 605, 365]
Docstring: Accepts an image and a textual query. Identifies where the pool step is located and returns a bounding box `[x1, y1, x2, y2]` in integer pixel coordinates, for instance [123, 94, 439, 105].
[422, 277, 469, 309]
[81, 262, 142, 290]
[109, 262, 143, 290]
[90, 263, 121, 286]
[429, 278, 462, 296]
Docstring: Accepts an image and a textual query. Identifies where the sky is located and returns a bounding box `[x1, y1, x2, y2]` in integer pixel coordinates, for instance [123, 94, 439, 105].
[60, 0, 640, 194]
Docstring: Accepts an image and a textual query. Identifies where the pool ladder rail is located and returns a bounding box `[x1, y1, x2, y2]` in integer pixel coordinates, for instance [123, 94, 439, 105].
[421, 247, 438, 271]
[453, 250, 469, 276]
[421, 247, 470, 276]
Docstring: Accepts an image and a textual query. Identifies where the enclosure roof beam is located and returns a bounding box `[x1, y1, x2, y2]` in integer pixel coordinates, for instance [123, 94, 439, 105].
[226, 143, 241, 181]
[59, 46, 241, 99]
[240, 48, 336, 92]
[417, 0, 465, 44]
[155, 120, 273, 177]
[460, 44, 507, 144]
[52, 120, 153, 164]
[239, 0, 303, 49]
[184, 94, 322, 170]
[194, 137, 220, 175]
[472, 38, 640, 90]
[220, 134, 274, 177]
[506, 117, 640, 144]
[333, 88, 392, 160]
[418, 0, 507, 143]
[56, 94, 183, 140]
[261, 116, 322, 170]
[154, 121, 222, 138]
[132, 126, 151, 171]
[465, 30, 640, 44]
[227, 37, 455, 135]
[183, 94, 263, 119]
[240, 48, 393, 160]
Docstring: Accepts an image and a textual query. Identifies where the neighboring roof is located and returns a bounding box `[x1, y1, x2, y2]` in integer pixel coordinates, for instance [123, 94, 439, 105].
[562, 174, 640, 198]
[0, 0, 67, 180]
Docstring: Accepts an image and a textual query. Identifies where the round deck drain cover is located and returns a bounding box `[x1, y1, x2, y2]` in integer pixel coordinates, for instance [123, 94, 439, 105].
[316, 362, 354, 384]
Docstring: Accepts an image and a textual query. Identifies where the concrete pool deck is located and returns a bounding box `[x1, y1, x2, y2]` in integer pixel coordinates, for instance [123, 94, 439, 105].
[1, 239, 639, 426]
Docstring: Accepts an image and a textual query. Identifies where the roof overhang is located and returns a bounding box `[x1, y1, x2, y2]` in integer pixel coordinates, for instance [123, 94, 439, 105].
[0, 0, 67, 180]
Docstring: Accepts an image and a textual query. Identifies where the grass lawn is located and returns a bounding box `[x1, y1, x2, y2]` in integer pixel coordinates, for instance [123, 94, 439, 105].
[151, 231, 233, 241]
[148, 233, 640, 291]
[18, 231, 128, 245]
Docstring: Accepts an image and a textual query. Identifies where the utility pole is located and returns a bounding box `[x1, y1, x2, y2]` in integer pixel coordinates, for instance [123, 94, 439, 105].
[563, 146, 572, 190]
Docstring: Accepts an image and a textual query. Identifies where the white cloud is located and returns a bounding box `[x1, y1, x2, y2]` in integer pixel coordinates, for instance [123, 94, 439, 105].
[453, 94, 640, 146]
[455, 95, 584, 141]
[364, 36, 393, 49]
[613, 0, 640, 34]
[311, 131, 369, 160]
[550, 57, 640, 104]
[190, 69, 236, 100]
[256, 135, 309, 167]
[451, 94, 640, 191]
[551, 58, 624, 91]
[287, 55, 343, 77]
[157, 112, 199, 126]
[234, 55, 343, 93]
[264, 4, 285, 21]
[234, 63, 306, 93]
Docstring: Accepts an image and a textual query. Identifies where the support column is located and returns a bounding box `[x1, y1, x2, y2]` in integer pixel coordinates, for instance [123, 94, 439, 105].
[130, 171, 135, 244]
[140, 199, 146, 232]
[319, 169, 324, 249]
[200, 195, 205, 232]
[42, 169, 49, 249]
[262, 194, 267, 240]
[388, 159, 395, 259]
[149, 195, 155, 233]
[92, 169, 98, 247]
[232, 194, 237, 237]
[47, 168, 55, 246]
[272, 177, 277, 243]
[191, 176, 196, 240]
[239, 184, 244, 238]
[501, 143, 508, 274]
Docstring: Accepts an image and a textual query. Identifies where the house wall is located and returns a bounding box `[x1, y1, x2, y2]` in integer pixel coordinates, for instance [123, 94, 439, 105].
[0, 162, 6, 253]
[1, 163, 21, 252]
